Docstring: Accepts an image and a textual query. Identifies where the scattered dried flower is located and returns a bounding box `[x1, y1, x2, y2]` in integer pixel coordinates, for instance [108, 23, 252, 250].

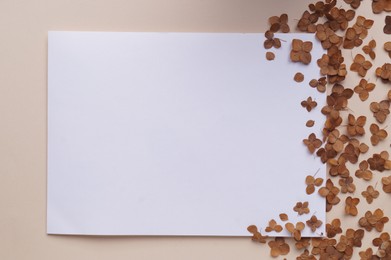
[370, 123, 388, 146]
[370, 100, 390, 123]
[354, 79, 375, 101]
[384, 41, 391, 58]
[268, 237, 290, 257]
[303, 133, 322, 154]
[264, 31, 282, 49]
[362, 39, 376, 60]
[372, 0, 391, 13]
[355, 160, 373, 181]
[382, 176, 391, 193]
[309, 77, 326, 93]
[347, 114, 366, 136]
[326, 218, 342, 238]
[305, 175, 323, 195]
[291, 39, 313, 65]
[269, 13, 290, 33]
[285, 222, 305, 241]
[247, 225, 267, 243]
[306, 215, 322, 232]
[350, 54, 372, 77]
[362, 185, 379, 204]
[344, 0, 362, 9]
[375, 63, 391, 82]
[301, 97, 317, 112]
[293, 201, 310, 215]
[345, 196, 360, 216]
[384, 15, 391, 34]
[339, 176, 356, 193]
[359, 209, 389, 232]
[265, 219, 283, 233]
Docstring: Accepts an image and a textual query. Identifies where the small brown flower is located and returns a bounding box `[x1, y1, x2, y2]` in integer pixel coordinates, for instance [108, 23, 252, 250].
[297, 10, 317, 33]
[343, 27, 363, 49]
[382, 176, 391, 193]
[339, 176, 356, 193]
[264, 31, 281, 49]
[293, 201, 310, 215]
[306, 215, 322, 232]
[359, 247, 374, 260]
[344, 0, 362, 9]
[384, 41, 391, 58]
[354, 79, 375, 101]
[268, 13, 290, 33]
[328, 156, 349, 177]
[347, 114, 366, 136]
[247, 225, 267, 243]
[291, 39, 313, 65]
[350, 54, 372, 77]
[345, 196, 360, 216]
[384, 15, 391, 34]
[305, 175, 323, 195]
[301, 97, 317, 112]
[265, 219, 283, 233]
[355, 160, 373, 181]
[370, 100, 390, 123]
[375, 63, 391, 82]
[372, 0, 391, 14]
[309, 77, 326, 93]
[370, 123, 388, 146]
[362, 185, 379, 204]
[268, 237, 290, 257]
[326, 218, 342, 238]
[303, 133, 322, 154]
[362, 39, 376, 59]
[295, 238, 311, 250]
[359, 209, 389, 232]
[352, 16, 374, 39]
[285, 222, 305, 241]
[297, 249, 316, 260]
[319, 179, 340, 212]
[368, 151, 391, 172]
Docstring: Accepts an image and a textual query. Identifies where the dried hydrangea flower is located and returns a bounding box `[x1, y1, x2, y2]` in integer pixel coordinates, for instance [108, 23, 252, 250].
[362, 185, 379, 204]
[372, 0, 391, 13]
[382, 176, 391, 193]
[268, 237, 290, 257]
[265, 219, 283, 233]
[358, 209, 389, 232]
[362, 39, 376, 60]
[345, 196, 360, 216]
[293, 201, 310, 215]
[285, 222, 305, 241]
[268, 13, 290, 33]
[306, 215, 323, 232]
[370, 100, 390, 123]
[326, 218, 342, 238]
[303, 133, 322, 154]
[247, 225, 267, 243]
[347, 114, 366, 136]
[354, 79, 375, 101]
[291, 39, 313, 65]
[355, 160, 373, 181]
[370, 123, 388, 146]
[350, 54, 372, 77]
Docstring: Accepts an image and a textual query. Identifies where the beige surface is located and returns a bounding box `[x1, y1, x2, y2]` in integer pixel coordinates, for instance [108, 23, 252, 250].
[1, 0, 390, 259]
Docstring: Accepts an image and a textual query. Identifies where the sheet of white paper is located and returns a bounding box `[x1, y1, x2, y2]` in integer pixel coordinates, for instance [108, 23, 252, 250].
[47, 32, 326, 236]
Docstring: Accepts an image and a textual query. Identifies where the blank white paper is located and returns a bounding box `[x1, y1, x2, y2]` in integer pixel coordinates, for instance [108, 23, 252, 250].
[47, 32, 326, 236]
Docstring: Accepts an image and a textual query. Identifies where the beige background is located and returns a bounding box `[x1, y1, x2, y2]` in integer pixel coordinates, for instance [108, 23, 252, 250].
[1, 0, 390, 259]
